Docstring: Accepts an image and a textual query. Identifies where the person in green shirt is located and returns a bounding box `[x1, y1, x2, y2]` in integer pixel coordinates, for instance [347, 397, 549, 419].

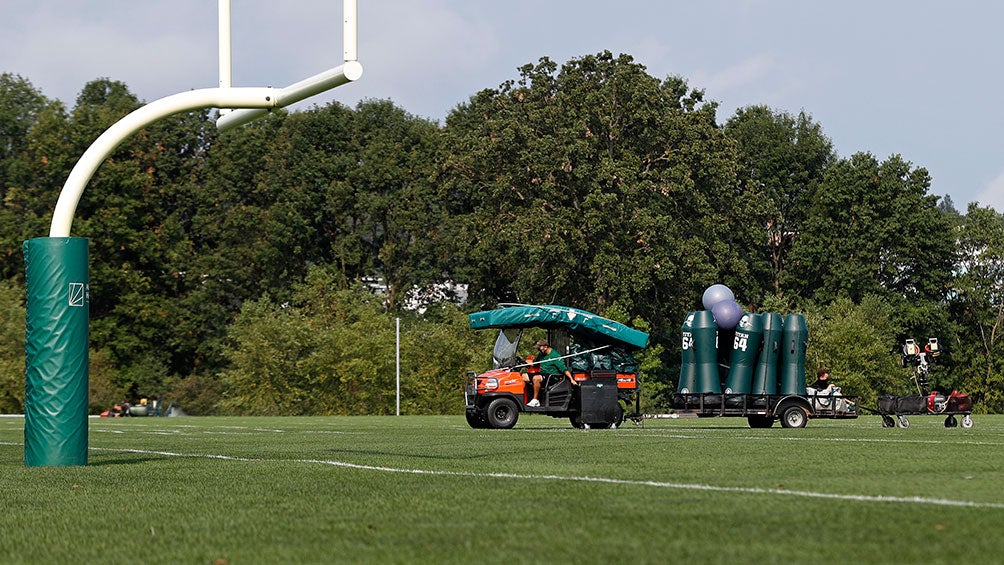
[524, 339, 575, 407]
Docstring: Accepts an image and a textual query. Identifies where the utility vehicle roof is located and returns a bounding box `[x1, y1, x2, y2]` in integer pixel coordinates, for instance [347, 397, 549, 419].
[468, 304, 649, 349]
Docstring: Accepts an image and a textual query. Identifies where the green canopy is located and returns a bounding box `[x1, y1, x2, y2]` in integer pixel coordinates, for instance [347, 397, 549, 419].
[468, 304, 649, 350]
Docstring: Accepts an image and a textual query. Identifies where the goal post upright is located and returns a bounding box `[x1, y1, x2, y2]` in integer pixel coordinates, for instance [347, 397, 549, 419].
[219, 0, 233, 113]
[216, 0, 361, 131]
[24, 0, 362, 466]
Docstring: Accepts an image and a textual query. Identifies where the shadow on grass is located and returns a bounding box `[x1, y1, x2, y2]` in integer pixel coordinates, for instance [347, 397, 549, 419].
[87, 455, 167, 466]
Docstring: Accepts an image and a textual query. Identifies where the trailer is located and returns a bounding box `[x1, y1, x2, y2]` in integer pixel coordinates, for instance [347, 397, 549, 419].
[877, 391, 974, 429]
[626, 391, 859, 428]
[875, 345, 975, 429]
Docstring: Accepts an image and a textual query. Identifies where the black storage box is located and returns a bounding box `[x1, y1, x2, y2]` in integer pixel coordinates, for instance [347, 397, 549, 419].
[578, 376, 619, 426]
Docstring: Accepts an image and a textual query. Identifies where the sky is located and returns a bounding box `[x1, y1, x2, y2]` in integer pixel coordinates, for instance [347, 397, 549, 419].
[2, 0, 1002, 212]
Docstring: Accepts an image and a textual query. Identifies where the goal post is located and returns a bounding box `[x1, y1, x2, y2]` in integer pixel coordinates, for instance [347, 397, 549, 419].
[25, 0, 362, 466]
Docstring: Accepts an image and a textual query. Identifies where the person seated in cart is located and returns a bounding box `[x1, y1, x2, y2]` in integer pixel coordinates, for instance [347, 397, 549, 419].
[809, 368, 855, 412]
[523, 340, 575, 407]
[810, 368, 835, 392]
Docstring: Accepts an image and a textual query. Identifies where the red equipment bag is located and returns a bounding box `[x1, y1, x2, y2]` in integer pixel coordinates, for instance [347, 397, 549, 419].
[947, 391, 972, 412]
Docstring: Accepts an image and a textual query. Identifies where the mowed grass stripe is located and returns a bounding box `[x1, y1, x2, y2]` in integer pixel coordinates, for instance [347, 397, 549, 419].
[85, 444, 1004, 510]
[3, 415, 1003, 564]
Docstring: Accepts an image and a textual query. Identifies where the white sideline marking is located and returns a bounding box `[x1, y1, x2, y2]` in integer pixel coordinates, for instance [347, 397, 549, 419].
[87, 446, 1004, 510]
[617, 432, 1004, 446]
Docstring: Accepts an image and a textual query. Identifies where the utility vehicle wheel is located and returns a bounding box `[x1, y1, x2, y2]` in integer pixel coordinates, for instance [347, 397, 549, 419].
[897, 415, 910, 428]
[465, 409, 487, 429]
[945, 415, 958, 428]
[569, 416, 584, 429]
[747, 415, 774, 428]
[780, 405, 808, 428]
[961, 414, 974, 429]
[486, 397, 519, 429]
[881, 415, 895, 428]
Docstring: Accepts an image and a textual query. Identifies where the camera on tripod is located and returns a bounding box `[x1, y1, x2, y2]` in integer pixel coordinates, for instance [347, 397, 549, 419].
[900, 337, 941, 367]
[900, 337, 942, 396]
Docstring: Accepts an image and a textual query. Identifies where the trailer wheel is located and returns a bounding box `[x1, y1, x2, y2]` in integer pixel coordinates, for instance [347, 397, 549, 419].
[961, 414, 974, 429]
[881, 415, 895, 428]
[897, 415, 910, 428]
[486, 397, 519, 429]
[944, 415, 958, 428]
[780, 405, 808, 428]
[569, 415, 584, 429]
[747, 415, 774, 428]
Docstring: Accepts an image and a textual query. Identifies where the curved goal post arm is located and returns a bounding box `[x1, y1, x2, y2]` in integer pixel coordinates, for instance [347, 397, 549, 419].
[49, 58, 362, 237]
[49, 88, 275, 237]
[49, 0, 361, 237]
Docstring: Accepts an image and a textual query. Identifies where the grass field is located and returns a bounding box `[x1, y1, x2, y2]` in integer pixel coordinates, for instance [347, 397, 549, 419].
[1, 413, 1002, 564]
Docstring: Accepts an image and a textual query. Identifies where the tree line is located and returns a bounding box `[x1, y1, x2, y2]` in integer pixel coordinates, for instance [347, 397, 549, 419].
[0, 51, 1001, 415]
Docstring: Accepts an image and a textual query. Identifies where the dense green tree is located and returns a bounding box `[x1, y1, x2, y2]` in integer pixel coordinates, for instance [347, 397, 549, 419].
[0, 280, 25, 412]
[220, 267, 489, 415]
[177, 112, 286, 375]
[64, 80, 215, 394]
[340, 100, 445, 310]
[253, 100, 444, 310]
[0, 82, 70, 280]
[724, 106, 835, 300]
[440, 51, 758, 354]
[219, 292, 322, 415]
[1, 66, 1001, 414]
[952, 204, 1004, 411]
[786, 153, 956, 307]
[802, 295, 907, 406]
[0, 74, 48, 195]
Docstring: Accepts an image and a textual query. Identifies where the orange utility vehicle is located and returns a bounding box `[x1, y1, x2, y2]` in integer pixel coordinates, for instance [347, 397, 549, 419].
[464, 304, 648, 429]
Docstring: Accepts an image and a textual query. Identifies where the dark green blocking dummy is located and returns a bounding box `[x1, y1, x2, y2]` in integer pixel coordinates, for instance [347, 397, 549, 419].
[23, 237, 89, 466]
[677, 312, 697, 393]
[779, 314, 808, 394]
[725, 312, 763, 394]
[751, 313, 783, 395]
[691, 310, 720, 393]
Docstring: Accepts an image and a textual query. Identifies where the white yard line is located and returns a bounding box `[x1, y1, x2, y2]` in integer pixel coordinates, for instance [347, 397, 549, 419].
[614, 432, 1004, 446]
[85, 445, 1004, 510]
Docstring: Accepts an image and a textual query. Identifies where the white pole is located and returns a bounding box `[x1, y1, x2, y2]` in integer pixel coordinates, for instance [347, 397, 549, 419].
[218, 0, 232, 115]
[219, 0, 231, 88]
[343, 0, 358, 62]
[396, 317, 401, 416]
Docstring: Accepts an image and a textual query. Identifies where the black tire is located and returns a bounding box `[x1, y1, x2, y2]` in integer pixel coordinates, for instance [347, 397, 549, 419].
[881, 415, 896, 428]
[465, 409, 487, 429]
[569, 415, 584, 429]
[779, 405, 808, 428]
[748, 415, 774, 428]
[486, 397, 519, 429]
[945, 415, 958, 428]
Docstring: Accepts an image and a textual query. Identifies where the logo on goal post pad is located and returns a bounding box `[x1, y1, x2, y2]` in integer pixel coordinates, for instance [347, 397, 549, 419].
[68, 282, 87, 307]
